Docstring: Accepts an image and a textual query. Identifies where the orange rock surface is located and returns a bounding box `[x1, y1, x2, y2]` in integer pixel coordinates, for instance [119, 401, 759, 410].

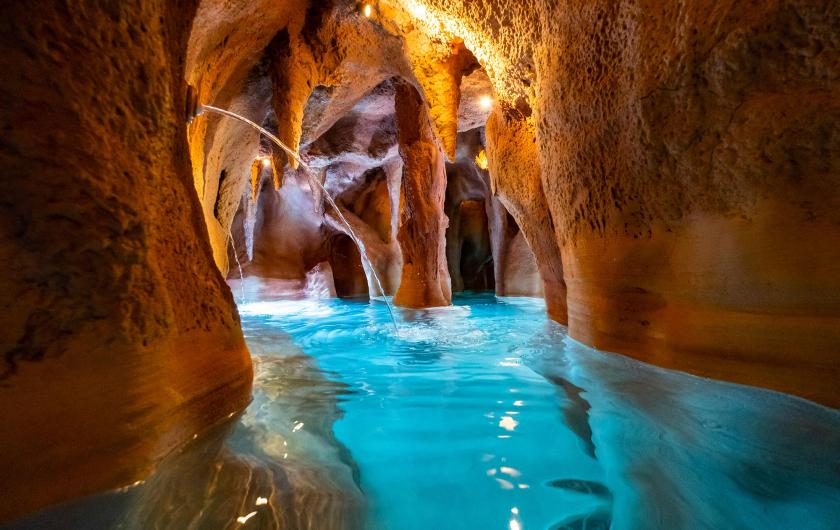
[1, 0, 839, 522]
[0, 0, 252, 522]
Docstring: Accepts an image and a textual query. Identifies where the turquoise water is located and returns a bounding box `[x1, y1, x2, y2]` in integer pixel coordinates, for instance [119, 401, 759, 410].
[8, 293, 840, 529]
[236, 293, 840, 530]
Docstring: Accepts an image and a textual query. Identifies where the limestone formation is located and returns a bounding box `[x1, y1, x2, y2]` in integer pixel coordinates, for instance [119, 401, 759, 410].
[486, 107, 567, 322]
[2, 0, 839, 523]
[395, 0, 840, 405]
[393, 81, 453, 307]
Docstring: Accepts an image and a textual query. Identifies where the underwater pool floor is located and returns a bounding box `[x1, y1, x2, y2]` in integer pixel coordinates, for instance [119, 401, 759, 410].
[9, 294, 840, 530]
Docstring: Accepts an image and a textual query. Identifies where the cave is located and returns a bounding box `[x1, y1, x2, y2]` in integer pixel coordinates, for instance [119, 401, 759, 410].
[1, 1, 839, 528]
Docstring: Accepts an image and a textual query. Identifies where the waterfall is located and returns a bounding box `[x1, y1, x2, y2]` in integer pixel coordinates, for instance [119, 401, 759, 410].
[200, 104, 400, 332]
[226, 226, 246, 305]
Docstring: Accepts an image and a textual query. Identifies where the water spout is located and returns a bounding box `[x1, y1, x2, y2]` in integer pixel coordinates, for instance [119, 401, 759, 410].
[200, 104, 400, 333]
[226, 226, 246, 305]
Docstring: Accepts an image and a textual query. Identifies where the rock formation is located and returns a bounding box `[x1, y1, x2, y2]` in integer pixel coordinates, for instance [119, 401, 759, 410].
[392, 0, 840, 406]
[486, 108, 567, 321]
[0, 0, 252, 522]
[1, 0, 839, 523]
[393, 81, 453, 307]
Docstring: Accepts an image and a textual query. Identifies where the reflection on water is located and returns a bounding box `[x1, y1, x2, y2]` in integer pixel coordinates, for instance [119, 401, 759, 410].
[7, 292, 840, 529]
[526, 328, 840, 530]
[8, 333, 364, 530]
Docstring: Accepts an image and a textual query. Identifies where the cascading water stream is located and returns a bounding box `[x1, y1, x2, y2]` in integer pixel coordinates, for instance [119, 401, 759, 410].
[199, 104, 400, 333]
[226, 226, 246, 305]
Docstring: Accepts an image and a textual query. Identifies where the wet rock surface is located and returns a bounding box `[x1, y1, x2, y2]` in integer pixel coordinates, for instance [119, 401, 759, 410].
[0, 0, 252, 522]
[2, 0, 839, 522]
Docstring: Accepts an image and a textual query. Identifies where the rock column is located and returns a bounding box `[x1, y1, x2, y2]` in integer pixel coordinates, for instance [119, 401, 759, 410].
[393, 82, 452, 307]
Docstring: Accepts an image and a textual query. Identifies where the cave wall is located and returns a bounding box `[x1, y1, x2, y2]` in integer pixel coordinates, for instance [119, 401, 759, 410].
[533, 0, 840, 406]
[305, 80, 404, 297]
[329, 233, 370, 298]
[393, 0, 840, 406]
[451, 199, 495, 291]
[197, 2, 458, 305]
[0, 0, 252, 522]
[450, 127, 543, 300]
[247, 170, 326, 280]
[501, 230, 544, 297]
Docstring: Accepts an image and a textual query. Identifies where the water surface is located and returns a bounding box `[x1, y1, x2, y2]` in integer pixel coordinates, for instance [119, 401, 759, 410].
[9, 293, 840, 530]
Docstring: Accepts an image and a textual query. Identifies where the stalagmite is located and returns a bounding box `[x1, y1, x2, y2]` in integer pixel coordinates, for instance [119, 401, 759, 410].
[393, 81, 453, 307]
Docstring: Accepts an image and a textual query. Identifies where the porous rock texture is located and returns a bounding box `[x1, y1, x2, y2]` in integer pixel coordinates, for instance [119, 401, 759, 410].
[393, 81, 453, 307]
[4, 0, 839, 522]
[444, 128, 539, 296]
[0, 0, 252, 522]
[394, 0, 840, 406]
[485, 107, 567, 322]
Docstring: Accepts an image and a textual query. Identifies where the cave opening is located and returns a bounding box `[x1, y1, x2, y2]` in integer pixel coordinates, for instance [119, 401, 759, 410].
[454, 199, 495, 292]
[328, 232, 369, 299]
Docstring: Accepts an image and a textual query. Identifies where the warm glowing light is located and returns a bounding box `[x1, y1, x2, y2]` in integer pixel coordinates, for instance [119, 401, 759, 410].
[479, 95, 493, 110]
[236, 511, 257, 524]
[261, 157, 271, 168]
[363, 4, 372, 17]
[400, 0, 503, 90]
[475, 149, 488, 170]
[255, 497, 268, 506]
[509, 519, 522, 530]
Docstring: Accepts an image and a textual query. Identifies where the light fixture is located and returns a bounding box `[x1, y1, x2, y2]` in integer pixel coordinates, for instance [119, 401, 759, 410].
[479, 95, 493, 110]
[363, 3, 372, 17]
